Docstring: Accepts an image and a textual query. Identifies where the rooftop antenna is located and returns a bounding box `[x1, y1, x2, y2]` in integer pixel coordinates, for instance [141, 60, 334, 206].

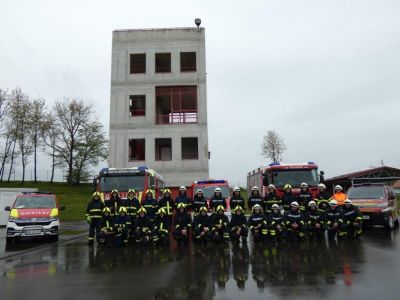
[195, 18, 201, 31]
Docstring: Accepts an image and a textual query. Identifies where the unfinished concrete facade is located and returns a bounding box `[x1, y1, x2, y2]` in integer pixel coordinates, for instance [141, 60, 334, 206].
[109, 27, 209, 187]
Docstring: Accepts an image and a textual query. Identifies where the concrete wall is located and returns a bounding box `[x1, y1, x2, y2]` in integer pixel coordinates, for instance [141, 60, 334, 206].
[110, 28, 209, 187]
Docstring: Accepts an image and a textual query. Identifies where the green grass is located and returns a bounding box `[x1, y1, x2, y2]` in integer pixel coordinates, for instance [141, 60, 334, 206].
[0, 181, 92, 221]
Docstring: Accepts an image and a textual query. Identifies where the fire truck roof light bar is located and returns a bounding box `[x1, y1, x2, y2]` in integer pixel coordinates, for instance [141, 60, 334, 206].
[195, 180, 227, 185]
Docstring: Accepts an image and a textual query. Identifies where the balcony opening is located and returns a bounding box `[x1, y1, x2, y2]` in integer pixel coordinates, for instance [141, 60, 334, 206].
[182, 137, 198, 160]
[155, 86, 198, 124]
[180, 52, 196, 72]
[155, 138, 172, 161]
[128, 139, 145, 161]
[155, 53, 171, 73]
[129, 95, 146, 116]
[130, 54, 146, 74]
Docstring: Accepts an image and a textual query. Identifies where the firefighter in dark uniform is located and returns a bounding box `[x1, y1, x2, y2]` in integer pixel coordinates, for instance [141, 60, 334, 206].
[211, 205, 230, 243]
[315, 183, 331, 213]
[133, 207, 154, 245]
[264, 184, 282, 214]
[340, 199, 363, 239]
[297, 182, 313, 213]
[284, 201, 305, 241]
[114, 207, 132, 246]
[324, 200, 343, 240]
[229, 206, 248, 243]
[175, 186, 192, 209]
[153, 207, 170, 245]
[230, 187, 245, 211]
[192, 189, 208, 216]
[86, 192, 105, 245]
[210, 187, 227, 213]
[97, 207, 114, 247]
[107, 189, 122, 218]
[141, 189, 158, 222]
[158, 189, 174, 224]
[173, 203, 192, 243]
[267, 204, 285, 241]
[248, 186, 264, 211]
[193, 206, 212, 243]
[122, 189, 140, 223]
[305, 201, 325, 239]
[281, 184, 296, 211]
[248, 204, 268, 242]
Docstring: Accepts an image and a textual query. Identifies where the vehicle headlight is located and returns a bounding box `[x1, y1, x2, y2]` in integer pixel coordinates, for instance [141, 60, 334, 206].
[376, 203, 387, 207]
[49, 217, 59, 222]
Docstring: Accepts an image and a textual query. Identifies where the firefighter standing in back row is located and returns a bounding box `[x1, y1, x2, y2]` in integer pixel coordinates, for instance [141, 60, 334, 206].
[107, 189, 122, 218]
[192, 189, 208, 216]
[230, 187, 245, 211]
[264, 184, 282, 214]
[122, 189, 140, 223]
[315, 183, 331, 213]
[210, 187, 227, 212]
[86, 192, 105, 245]
[175, 186, 192, 209]
[281, 184, 296, 211]
[248, 186, 264, 211]
[297, 182, 313, 213]
[158, 189, 174, 224]
[141, 189, 158, 222]
[332, 185, 347, 206]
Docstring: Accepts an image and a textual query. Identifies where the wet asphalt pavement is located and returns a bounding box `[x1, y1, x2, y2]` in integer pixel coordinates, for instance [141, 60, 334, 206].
[0, 228, 400, 300]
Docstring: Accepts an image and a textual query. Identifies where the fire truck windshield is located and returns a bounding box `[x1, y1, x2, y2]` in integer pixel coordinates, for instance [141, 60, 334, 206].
[99, 175, 146, 192]
[194, 186, 230, 198]
[270, 169, 319, 187]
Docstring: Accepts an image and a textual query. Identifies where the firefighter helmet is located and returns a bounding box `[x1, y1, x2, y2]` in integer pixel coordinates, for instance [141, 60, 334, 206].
[253, 204, 262, 211]
[157, 207, 166, 215]
[177, 203, 186, 209]
[215, 187, 222, 193]
[127, 189, 136, 195]
[251, 186, 259, 191]
[145, 189, 154, 197]
[163, 189, 171, 196]
[268, 184, 276, 190]
[300, 182, 308, 188]
[271, 204, 280, 210]
[196, 189, 203, 194]
[138, 207, 147, 214]
[233, 186, 241, 192]
[308, 201, 317, 207]
[216, 205, 225, 212]
[179, 186, 187, 191]
[334, 185, 343, 191]
[291, 201, 299, 208]
[329, 199, 338, 206]
[233, 206, 244, 213]
[111, 189, 119, 195]
[199, 206, 208, 213]
[318, 183, 326, 189]
[284, 184, 292, 190]
[344, 199, 352, 205]
[92, 192, 101, 198]
[119, 207, 127, 214]
[102, 207, 111, 214]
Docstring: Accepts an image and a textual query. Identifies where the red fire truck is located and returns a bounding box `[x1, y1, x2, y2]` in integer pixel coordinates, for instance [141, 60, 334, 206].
[93, 166, 165, 202]
[247, 162, 325, 197]
[191, 180, 231, 210]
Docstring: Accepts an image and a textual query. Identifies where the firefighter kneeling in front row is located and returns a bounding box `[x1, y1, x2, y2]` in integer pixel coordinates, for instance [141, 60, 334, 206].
[248, 204, 267, 242]
[305, 201, 325, 239]
[134, 207, 154, 245]
[325, 199, 342, 240]
[340, 199, 363, 239]
[153, 208, 170, 245]
[173, 203, 192, 243]
[284, 201, 305, 241]
[229, 206, 248, 243]
[97, 207, 114, 247]
[114, 207, 132, 246]
[267, 204, 285, 241]
[194, 206, 212, 243]
[212, 205, 230, 243]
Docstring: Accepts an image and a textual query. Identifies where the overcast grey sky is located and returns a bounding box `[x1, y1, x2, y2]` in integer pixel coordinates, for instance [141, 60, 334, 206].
[1, 0, 400, 185]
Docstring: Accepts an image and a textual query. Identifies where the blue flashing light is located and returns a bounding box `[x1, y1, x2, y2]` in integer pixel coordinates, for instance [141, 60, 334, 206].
[269, 162, 280, 166]
[196, 180, 226, 185]
[138, 166, 148, 172]
[308, 162, 315, 165]
[100, 168, 109, 174]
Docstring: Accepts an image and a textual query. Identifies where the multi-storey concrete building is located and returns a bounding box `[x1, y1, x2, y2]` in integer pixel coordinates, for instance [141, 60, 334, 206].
[109, 27, 209, 187]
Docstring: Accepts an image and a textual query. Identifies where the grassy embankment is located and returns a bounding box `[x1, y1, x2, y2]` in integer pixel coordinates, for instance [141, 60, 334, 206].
[0, 181, 92, 221]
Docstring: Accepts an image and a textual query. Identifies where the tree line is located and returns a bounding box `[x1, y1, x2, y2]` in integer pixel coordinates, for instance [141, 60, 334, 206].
[0, 87, 108, 185]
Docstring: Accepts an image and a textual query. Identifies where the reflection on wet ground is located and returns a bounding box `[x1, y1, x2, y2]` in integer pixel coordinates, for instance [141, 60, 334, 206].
[1, 230, 400, 299]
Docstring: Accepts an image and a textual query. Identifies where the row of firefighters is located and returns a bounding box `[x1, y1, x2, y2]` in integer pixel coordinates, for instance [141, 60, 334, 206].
[86, 183, 362, 246]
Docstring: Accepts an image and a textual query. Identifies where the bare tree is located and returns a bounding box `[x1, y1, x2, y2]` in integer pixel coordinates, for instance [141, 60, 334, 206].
[261, 130, 287, 162]
[73, 120, 108, 184]
[29, 98, 46, 183]
[51, 98, 91, 184]
[0, 89, 8, 128]
[42, 114, 61, 183]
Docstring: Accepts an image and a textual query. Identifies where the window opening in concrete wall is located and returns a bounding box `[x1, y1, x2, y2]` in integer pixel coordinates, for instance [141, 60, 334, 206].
[155, 138, 172, 161]
[128, 139, 145, 160]
[130, 54, 146, 73]
[155, 53, 171, 73]
[180, 52, 196, 72]
[129, 95, 146, 116]
[182, 137, 198, 160]
[155, 86, 198, 124]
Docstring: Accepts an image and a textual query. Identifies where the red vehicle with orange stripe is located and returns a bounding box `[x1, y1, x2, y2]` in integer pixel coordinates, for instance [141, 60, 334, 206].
[93, 166, 165, 203]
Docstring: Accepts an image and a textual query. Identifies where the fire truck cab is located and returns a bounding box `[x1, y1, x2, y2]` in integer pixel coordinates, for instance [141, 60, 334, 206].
[93, 166, 165, 203]
[247, 162, 324, 197]
[191, 180, 231, 210]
